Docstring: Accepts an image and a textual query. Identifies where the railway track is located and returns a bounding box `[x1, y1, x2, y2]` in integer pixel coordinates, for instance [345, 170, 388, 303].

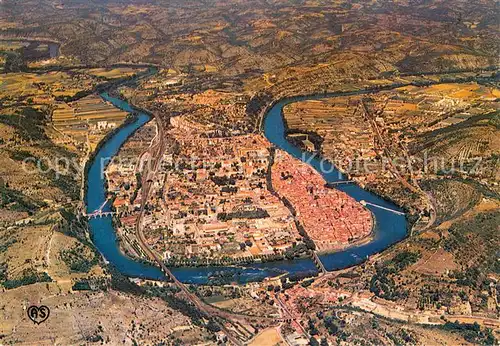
[131, 113, 277, 345]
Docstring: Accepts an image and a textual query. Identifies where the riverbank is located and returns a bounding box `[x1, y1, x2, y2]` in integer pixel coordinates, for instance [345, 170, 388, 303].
[83, 78, 410, 282]
[315, 210, 377, 256]
[82, 72, 500, 281]
[81, 67, 158, 207]
[263, 93, 409, 272]
[271, 148, 373, 251]
[261, 74, 497, 207]
[84, 90, 320, 283]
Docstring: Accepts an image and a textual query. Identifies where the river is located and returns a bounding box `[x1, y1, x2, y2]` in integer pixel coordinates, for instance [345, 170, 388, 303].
[85, 92, 407, 284]
[0, 39, 59, 59]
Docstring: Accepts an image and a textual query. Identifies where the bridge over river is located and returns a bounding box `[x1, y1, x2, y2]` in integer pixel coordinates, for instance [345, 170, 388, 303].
[85, 86, 412, 286]
[83, 199, 116, 219]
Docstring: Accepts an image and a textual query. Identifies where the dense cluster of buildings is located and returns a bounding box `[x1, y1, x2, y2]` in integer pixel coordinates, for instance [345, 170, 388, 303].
[148, 130, 302, 261]
[105, 121, 158, 257]
[271, 150, 373, 251]
[105, 104, 377, 261]
[106, 117, 308, 261]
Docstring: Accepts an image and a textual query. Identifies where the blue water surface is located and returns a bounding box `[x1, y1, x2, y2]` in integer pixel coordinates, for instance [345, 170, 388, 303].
[85, 92, 407, 284]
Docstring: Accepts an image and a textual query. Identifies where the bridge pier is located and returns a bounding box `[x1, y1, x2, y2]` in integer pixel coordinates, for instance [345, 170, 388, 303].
[83, 211, 116, 219]
[311, 251, 327, 274]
